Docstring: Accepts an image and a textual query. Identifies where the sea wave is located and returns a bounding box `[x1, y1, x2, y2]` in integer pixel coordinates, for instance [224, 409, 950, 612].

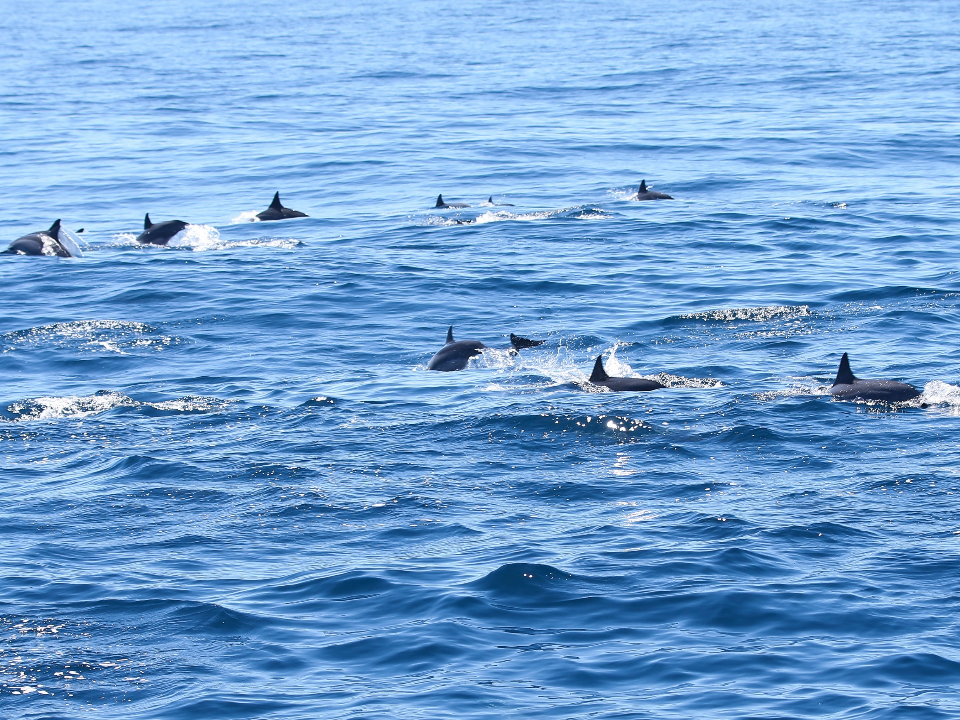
[2, 391, 232, 422]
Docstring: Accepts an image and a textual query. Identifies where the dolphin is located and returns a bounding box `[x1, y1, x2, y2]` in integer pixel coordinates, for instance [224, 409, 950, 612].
[2, 220, 79, 257]
[427, 326, 544, 371]
[634, 179, 673, 201]
[137, 214, 189, 246]
[256, 192, 308, 221]
[486, 196, 515, 206]
[435, 194, 470, 209]
[588, 355, 664, 392]
[829, 352, 921, 402]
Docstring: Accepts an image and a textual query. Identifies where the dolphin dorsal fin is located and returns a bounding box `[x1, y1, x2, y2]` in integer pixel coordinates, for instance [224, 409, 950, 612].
[48, 219, 61, 238]
[639, 180, 647, 193]
[590, 355, 609, 382]
[270, 192, 283, 211]
[436, 195, 445, 208]
[833, 352, 856, 385]
[144, 213, 153, 229]
[446, 326, 455, 344]
[488, 197, 493, 204]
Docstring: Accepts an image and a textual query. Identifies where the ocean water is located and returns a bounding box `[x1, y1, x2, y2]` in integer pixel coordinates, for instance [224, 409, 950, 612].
[3, 0, 960, 717]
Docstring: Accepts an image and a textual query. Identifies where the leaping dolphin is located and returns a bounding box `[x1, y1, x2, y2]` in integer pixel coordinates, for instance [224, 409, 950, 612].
[829, 352, 921, 402]
[435, 195, 470, 209]
[256, 192, 308, 221]
[427, 326, 544, 371]
[137, 214, 189, 246]
[2, 220, 80, 257]
[587, 354, 664, 392]
[634, 180, 673, 201]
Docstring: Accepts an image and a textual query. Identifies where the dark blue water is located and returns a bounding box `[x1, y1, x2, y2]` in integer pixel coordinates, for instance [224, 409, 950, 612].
[3, 1, 960, 717]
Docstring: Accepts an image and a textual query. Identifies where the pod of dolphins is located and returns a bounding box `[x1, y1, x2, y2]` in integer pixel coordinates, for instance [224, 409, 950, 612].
[3, 181, 925, 404]
[1, 192, 310, 255]
[426, 328, 921, 402]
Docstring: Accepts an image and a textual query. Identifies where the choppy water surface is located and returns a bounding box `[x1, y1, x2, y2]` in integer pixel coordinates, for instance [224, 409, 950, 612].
[3, 1, 960, 717]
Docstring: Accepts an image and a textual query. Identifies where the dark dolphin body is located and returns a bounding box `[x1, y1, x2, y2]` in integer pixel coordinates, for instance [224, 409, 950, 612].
[435, 194, 470, 209]
[634, 179, 673, 201]
[426, 326, 544, 371]
[257, 192, 308, 221]
[588, 355, 664, 392]
[829, 352, 921, 403]
[2, 220, 77, 257]
[486, 196, 515, 206]
[137, 214, 189, 246]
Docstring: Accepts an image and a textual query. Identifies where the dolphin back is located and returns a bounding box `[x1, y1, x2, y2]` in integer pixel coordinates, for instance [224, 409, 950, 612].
[510, 333, 544, 350]
[257, 192, 308, 220]
[3, 235, 45, 255]
[831, 380, 920, 403]
[136, 219, 189, 245]
[635, 179, 673, 200]
[426, 339, 486, 371]
[829, 352, 920, 402]
[3, 220, 78, 257]
[603, 377, 664, 392]
[588, 354, 663, 391]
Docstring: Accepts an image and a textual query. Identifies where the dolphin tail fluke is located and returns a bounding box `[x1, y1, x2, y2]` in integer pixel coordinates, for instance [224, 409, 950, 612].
[435, 195, 445, 208]
[446, 326, 454, 344]
[510, 333, 544, 350]
[589, 355, 609, 382]
[270, 192, 283, 211]
[144, 213, 153, 229]
[833, 352, 856, 385]
[639, 180, 647, 193]
[48, 219, 61, 239]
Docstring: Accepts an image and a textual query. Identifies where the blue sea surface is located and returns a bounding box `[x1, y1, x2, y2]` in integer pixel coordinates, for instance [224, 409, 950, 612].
[3, 0, 960, 717]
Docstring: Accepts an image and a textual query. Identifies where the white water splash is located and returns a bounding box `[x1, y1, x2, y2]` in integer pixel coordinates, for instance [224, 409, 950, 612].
[754, 379, 832, 402]
[418, 206, 610, 227]
[919, 381, 960, 413]
[474, 209, 561, 224]
[111, 232, 138, 246]
[230, 210, 261, 224]
[0, 320, 178, 355]
[40, 227, 85, 257]
[450, 343, 719, 391]
[7, 392, 135, 421]
[149, 396, 232, 412]
[679, 305, 813, 322]
[113, 225, 299, 251]
[609, 187, 641, 201]
[4, 392, 233, 422]
[166, 224, 221, 250]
